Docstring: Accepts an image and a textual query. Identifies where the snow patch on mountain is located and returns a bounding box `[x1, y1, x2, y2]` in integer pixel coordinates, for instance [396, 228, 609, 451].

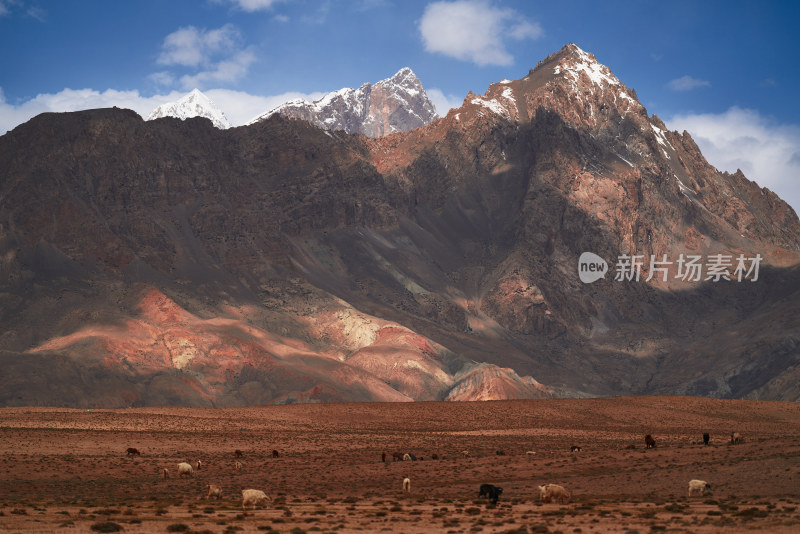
[249, 68, 438, 137]
[146, 89, 231, 130]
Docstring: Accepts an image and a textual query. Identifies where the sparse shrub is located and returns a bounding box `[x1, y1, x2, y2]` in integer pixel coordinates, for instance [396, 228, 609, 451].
[90, 521, 123, 533]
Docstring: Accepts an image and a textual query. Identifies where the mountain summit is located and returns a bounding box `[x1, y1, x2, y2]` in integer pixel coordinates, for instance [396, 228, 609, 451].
[249, 67, 439, 137]
[147, 89, 231, 130]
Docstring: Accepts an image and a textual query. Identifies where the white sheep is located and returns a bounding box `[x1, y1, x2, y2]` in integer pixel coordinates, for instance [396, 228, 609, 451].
[688, 479, 712, 497]
[241, 489, 271, 510]
[403, 453, 412, 461]
[402, 477, 411, 493]
[731, 432, 742, 444]
[196, 459, 202, 470]
[539, 483, 571, 504]
[206, 484, 222, 500]
[177, 462, 194, 478]
[526, 451, 536, 456]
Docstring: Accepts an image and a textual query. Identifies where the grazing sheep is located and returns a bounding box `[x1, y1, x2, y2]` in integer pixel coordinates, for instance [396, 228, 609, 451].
[478, 484, 503, 504]
[731, 432, 742, 444]
[162, 468, 169, 479]
[526, 451, 536, 456]
[645, 434, 656, 449]
[496, 449, 506, 456]
[402, 477, 411, 493]
[126, 447, 141, 456]
[688, 479, 712, 497]
[206, 484, 222, 500]
[703, 433, 710, 446]
[272, 450, 280, 458]
[403, 453, 412, 461]
[570, 445, 582, 452]
[234, 461, 243, 471]
[460, 450, 470, 457]
[234, 450, 243, 458]
[241, 489, 270, 510]
[539, 483, 571, 504]
[177, 462, 194, 478]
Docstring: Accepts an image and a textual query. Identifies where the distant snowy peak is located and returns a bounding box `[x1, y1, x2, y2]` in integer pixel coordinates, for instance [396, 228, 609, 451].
[249, 68, 438, 137]
[146, 89, 231, 130]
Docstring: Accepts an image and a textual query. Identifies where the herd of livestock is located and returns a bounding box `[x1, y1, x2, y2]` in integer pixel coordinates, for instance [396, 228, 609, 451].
[126, 431, 743, 511]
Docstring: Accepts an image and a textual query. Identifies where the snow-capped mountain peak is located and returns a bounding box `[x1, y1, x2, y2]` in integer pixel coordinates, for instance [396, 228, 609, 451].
[146, 89, 231, 130]
[248, 68, 438, 137]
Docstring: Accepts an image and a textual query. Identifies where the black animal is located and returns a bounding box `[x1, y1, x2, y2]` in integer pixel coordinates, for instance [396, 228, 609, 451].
[478, 484, 503, 504]
[272, 449, 280, 458]
[645, 434, 656, 449]
[126, 447, 141, 456]
[570, 445, 582, 452]
[703, 433, 710, 446]
[234, 449, 243, 458]
[496, 449, 505, 456]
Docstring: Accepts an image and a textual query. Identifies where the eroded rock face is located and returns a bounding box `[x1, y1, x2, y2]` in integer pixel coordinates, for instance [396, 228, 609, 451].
[1, 44, 799, 407]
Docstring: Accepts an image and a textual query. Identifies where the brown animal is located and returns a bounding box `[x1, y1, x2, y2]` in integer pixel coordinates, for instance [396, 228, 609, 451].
[234, 460, 243, 471]
[126, 447, 141, 456]
[205, 484, 222, 500]
[392, 452, 404, 462]
[272, 449, 280, 458]
[161, 468, 169, 479]
[645, 434, 656, 449]
[539, 483, 571, 504]
[234, 450, 243, 458]
[731, 432, 742, 444]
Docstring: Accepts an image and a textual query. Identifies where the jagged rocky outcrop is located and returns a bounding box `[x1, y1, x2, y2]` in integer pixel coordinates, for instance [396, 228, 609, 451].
[249, 67, 439, 137]
[1, 44, 799, 407]
[147, 88, 231, 130]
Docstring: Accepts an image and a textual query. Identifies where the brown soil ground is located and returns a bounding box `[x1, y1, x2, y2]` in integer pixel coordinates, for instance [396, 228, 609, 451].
[0, 397, 799, 533]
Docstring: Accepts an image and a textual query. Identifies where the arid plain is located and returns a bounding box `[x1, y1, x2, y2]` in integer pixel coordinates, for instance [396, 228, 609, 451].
[1, 397, 799, 533]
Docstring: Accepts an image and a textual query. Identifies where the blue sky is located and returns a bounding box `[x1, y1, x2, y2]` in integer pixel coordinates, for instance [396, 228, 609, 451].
[1, 0, 799, 211]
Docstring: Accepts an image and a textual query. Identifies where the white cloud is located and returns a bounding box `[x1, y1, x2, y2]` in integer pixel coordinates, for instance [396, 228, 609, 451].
[668, 75, 711, 92]
[426, 88, 463, 116]
[419, 0, 542, 66]
[178, 48, 257, 90]
[0, 86, 326, 134]
[157, 24, 242, 67]
[226, 0, 282, 11]
[668, 106, 800, 214]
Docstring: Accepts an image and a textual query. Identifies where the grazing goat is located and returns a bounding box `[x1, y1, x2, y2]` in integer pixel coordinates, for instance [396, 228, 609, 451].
[177, 462, 193, 478]
[731, 432, 742, 444]
[645, 434, 656, 449]
[206, 484, 222, 500]
[479, 484, 503, 504]
[460, 450, 470, 457]
[688, 479, 712, 497]
[539, 483, 571, 504]
[234, 450, 243, 458]
[570, 445, 582, 452]
[496, 449, 506, 456]
[272, 450, 280, 458]
[241, 489, 270, 510]
[526, 450, 536, 456]
[703, 433, 710, 446]
[402, 477, 411, 493]
[126, 447, 141, 456]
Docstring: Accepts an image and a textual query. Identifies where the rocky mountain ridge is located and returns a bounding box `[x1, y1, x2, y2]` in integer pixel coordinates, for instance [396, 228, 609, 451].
[249, 67, 439, 137]
[1, 43, 798, 407]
